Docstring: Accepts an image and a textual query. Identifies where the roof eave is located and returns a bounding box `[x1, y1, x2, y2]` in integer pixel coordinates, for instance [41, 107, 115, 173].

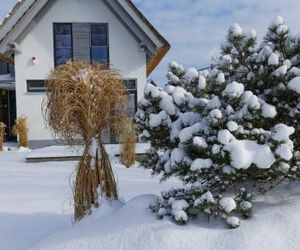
[123, 0, 170, 76]
[147, 42, 170, 76]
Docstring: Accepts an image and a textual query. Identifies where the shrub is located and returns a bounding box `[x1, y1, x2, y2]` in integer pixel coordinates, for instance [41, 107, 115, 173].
[43, 61, 134, 221]
[12, 116, 28, 148]
[0, 122, 6, 152]
[120, 120, 137, 167]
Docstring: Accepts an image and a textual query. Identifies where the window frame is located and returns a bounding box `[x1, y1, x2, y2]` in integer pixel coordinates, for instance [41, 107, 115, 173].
[53, 23, 73, 66]
[90, 23, 110, 64]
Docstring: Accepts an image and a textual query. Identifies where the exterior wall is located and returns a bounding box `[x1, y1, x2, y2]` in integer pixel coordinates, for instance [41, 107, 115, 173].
[14, 0, 147, 142]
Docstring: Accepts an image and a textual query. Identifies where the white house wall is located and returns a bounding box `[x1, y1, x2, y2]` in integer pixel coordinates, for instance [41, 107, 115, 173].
[14, 0, 147, 143]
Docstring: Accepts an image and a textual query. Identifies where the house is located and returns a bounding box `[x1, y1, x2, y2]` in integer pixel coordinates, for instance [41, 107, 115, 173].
[0, 0, 170, 148]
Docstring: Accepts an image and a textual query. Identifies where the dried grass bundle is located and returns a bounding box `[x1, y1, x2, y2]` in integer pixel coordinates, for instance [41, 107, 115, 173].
[121, 119, 136, 167]
[0, 122, 6, 152]
[43, 61, 134, 221]
[12, 116, 28, 148]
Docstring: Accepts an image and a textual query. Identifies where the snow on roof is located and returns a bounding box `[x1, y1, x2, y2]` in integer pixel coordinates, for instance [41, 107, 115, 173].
[0, 0, 25, 28]
[0, 73, 14, 82]
[0, 73, 15, 90]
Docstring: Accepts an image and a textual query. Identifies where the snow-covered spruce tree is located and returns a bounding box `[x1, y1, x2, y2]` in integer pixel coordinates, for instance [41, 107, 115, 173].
[219, 17, 300, 150]
[137, 62, 297, 228]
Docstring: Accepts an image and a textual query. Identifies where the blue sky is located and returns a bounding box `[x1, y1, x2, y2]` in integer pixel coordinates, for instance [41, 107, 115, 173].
[1, 0, 300, 84]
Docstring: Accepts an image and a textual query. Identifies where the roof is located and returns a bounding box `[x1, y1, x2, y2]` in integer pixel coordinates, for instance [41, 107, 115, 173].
[0, 0, 170, 76]
[0, 0, 26, 29]
[123, 0, 170, 76]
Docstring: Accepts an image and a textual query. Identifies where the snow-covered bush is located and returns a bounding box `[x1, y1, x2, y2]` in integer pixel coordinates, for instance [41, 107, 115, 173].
[137, 18, 300, 227]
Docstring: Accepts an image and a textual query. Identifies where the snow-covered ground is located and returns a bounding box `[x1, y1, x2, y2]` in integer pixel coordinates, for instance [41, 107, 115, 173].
[1, 146, 300, 250]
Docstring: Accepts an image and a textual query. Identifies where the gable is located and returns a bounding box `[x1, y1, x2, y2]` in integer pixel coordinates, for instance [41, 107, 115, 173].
[0, 0, 170, 76]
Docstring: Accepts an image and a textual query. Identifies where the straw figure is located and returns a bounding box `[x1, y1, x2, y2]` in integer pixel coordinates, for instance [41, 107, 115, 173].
[43, 61, 135, 221]
[12, 116, 29, 148]
[0, 122, 6, 152]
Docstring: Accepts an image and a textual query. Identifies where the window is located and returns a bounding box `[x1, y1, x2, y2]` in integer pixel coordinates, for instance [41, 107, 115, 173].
[54, 24, 73, 65]
[90, 24, 109, 63]
[123, 79, 137, 118]
[27, 80, 47, 92]
[54, 23, 109, 65]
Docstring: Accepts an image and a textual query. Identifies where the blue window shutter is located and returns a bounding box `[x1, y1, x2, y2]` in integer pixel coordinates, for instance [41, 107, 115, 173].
[72, 23, 90, 61]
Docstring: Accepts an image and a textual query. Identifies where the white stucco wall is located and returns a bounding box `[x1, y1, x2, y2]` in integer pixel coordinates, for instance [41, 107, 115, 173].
[14, 0, 147, 142]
